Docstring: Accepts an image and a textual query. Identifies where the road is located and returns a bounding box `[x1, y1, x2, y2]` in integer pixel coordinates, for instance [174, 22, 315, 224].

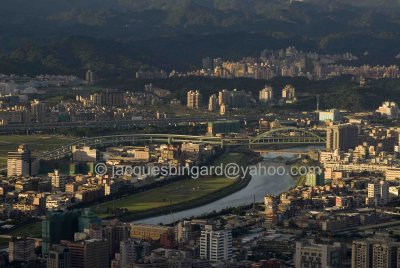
[335, 220, 400, 234]
[0, 116, 258, 134]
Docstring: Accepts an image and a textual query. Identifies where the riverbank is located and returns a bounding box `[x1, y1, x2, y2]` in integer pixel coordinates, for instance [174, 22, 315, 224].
[133, 147, 321, 224]
[285, 155, 321, 188]
[117, 175, 251, 222]
[95, 149, 260, 222]
[135, 160, 297, 224]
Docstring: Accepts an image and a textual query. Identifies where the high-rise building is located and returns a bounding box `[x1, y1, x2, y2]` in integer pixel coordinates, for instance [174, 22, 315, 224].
[352, 239, 372, 268]
[90, 93, 102, 106]
[187, 90, 202, 109]
[208, 94, 218, 112]
[120, 239, 150, 267]
[319, 109, 342, 123]
[314, 62, 323, 79]
[31, 99, 47, 123]
[200, 225, 232, 262]
[254, 66, 275, 80]
[326, 124, 359, 151]
[217, 89, 252, 109]
[64, 239, 109, 268]
[235, 63, 248, 77]
[100, 91, 125, 107]
[259, 86, 273, 103]
[294, 241, 342, 268]
[367, 180, 389, 206]
[104, 221, 130, 259]
[49, 170, 67, 192]
[213, 58, 223, 69]
[202, 57, 212, 70]
[230, 89, 252, 108]
[264, 195, 277, 226]
[218, 89, 230, 106]
[8, 237, 35, 263]
[7, 144, 38, 177]
[42, 210, 81, 255]
[281, 84, 296, 103]
[175, 220, 193, 243]
[47, 245, 69, 268]
[305, 170, 325, 187]
[86, 70, 96, 85]
[220, 103, 227, 116]
[352, 236, 400, 268]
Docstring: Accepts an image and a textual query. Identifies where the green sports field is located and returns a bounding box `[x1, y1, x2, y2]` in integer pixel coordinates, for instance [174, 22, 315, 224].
[94, 177, 234, 218]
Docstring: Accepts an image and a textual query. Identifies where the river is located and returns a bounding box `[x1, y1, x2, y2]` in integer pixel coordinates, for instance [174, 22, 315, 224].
[133, 146, 324, 225]
[132, 161, 293, 224]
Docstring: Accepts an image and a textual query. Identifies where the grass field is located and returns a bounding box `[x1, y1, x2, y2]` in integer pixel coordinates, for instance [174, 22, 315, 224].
[0, 135, 76, 165]
[94, 177, 234, 218]
[8, 221, 42, 238]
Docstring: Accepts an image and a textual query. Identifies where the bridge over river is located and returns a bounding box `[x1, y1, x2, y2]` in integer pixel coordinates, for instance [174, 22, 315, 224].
[33, 127, 325, 161]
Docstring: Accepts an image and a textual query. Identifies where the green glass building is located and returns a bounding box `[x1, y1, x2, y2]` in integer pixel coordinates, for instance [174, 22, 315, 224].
[305, 171, 325, 187]
[42, 210, 81, 255]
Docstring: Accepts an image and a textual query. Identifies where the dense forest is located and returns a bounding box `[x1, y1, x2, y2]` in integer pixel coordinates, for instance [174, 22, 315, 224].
[0, 0, 400, 76]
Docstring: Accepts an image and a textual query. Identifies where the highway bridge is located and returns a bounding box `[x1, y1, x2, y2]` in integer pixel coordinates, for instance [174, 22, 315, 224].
[33, 127, 326, 161]
[253, 150, 311, 156]
[0, 116, 258, 134]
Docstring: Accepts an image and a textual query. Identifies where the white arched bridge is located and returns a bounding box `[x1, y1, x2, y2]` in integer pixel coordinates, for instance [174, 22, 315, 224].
[34, 127, 325, 161]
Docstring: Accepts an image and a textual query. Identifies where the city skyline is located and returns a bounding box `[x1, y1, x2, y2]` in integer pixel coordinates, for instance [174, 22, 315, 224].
[1, 1, 400, 267]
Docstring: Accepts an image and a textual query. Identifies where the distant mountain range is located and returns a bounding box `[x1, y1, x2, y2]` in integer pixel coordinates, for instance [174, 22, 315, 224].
[0, 0, 399, 76]
[1, 0, 399, 38]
